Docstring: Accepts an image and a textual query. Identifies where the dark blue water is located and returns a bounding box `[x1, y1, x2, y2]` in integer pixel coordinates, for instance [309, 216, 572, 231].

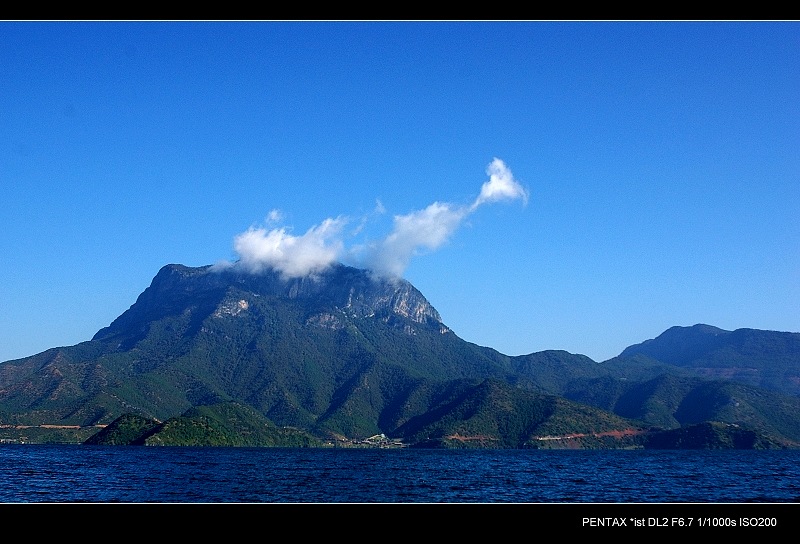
[1, 445, 799, 504]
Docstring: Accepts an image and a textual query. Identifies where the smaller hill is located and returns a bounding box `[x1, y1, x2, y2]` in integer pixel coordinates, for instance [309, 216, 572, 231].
[643, 421, 788, 450]
[394, 378, 648, 449]
[84, 402, 324, 447]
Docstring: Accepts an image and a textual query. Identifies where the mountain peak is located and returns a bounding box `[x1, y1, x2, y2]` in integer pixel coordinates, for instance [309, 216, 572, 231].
[618, 323, 731, 363]
[92, 262, 445, 345]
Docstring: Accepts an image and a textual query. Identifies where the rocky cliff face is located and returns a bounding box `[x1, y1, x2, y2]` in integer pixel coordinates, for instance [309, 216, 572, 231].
[93, 262, 446, 344]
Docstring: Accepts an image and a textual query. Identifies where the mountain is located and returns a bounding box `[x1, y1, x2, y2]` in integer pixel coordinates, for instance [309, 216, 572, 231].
[564, 373, 800, 441]
[0, 263, 798, 448]
[605, 324, 800, 396]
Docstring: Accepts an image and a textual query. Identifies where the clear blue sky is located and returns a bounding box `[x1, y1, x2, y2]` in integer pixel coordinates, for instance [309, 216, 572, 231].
[1, 21, 798, 364]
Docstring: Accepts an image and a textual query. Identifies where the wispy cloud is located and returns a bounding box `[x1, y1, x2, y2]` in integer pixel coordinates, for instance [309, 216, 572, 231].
[471, 157, 529, 210]
[216, 158, 527, 280]
[362, 201, 469, 278]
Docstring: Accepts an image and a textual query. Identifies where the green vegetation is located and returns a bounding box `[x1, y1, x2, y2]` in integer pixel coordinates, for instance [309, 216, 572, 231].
[85, 402, 324, 447]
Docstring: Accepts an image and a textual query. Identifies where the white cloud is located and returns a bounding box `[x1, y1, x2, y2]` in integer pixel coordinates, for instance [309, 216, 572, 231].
[219, 158, 528, 280]
[230, 217, 347, 279]
[471, 157, 528, 210]
[364, 202, 469, 278]
[364, 158, 527, 278]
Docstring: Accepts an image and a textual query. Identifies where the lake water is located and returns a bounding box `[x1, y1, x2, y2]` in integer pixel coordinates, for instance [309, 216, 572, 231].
[1, 445, 799, 505]
[3, 445, 797, 533]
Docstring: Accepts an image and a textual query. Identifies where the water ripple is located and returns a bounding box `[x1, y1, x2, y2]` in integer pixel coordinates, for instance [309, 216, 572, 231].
[1, 446, 799, 503]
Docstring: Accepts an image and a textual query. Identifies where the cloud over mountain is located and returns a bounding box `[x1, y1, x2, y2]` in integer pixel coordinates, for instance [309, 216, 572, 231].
[215, 158, 528, 279]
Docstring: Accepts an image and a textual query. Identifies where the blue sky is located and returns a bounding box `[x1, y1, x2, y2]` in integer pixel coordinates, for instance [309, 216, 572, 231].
[1, 21, 798, 364]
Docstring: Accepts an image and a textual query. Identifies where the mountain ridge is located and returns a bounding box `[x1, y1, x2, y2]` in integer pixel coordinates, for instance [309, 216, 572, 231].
[1, 262, 798, 449]
[611, 323, 800, 396]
